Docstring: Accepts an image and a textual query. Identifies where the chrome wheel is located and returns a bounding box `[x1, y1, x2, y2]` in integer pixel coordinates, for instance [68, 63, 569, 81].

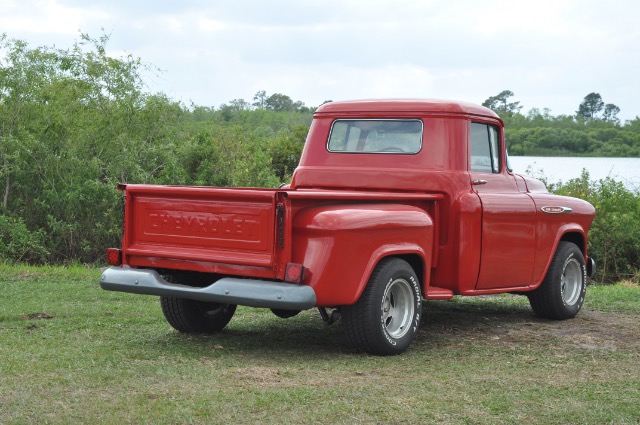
[382, 278, 415, 339]
[561, 258, 582, 306]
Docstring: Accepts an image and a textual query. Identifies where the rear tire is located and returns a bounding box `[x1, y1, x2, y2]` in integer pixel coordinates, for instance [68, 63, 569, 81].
[159, 272, 236, 333]
[528, 241, 586, 320]
[270, 308, 301, 319]
[160, 297, 236, 333]
[342, 258, 422, 355]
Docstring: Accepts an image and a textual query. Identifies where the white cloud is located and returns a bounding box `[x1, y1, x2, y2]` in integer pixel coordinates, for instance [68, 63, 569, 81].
[1, 0, 639, 119]
[0, 0, 108, 35]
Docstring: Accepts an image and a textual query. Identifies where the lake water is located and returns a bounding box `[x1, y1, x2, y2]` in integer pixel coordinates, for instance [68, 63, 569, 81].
[508, 156, 640, 192]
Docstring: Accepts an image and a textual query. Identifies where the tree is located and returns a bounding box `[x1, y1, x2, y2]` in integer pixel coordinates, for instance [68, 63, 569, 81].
[576, 92, 604, 120]
[292, 100, 307, 111]
[602, 103, 621, 124]
[0, 35, 59, 210]
[269, 124, 308, 181]
[265, 93, 295, 112]
[482, 90, 522, 116]
[0, 32, 184, 262]
[252, 90, 267, 109]
[228, 98, 251, 112]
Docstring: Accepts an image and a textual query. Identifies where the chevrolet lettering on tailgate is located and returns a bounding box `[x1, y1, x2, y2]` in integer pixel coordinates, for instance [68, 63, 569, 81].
[145, 210, 260, 239]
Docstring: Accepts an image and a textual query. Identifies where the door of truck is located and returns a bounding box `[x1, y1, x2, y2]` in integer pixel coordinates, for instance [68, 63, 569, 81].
[469, 122, 536, 289]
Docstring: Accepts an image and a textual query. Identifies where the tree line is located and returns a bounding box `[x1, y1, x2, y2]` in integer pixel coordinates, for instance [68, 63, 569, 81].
[483, 90, 640, 157]
[1, 33, 638, 283]
[0, 33, 309, 265]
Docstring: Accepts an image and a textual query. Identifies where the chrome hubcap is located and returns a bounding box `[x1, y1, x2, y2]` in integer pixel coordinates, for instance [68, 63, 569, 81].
[382, 278, 415, 339]
[561, 259, 582, 305]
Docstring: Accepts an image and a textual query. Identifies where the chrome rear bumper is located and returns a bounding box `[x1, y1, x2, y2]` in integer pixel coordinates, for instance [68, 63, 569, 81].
[100, 267, 316, 310]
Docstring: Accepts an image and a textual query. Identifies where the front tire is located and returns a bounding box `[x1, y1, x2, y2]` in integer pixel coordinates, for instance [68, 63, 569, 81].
[528, 241, 586, 320]
[342, 258, 422, 355]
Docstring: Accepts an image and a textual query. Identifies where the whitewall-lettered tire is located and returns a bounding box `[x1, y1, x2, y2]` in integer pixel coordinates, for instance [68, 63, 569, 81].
[342, 258, 422, 355]
[528, 241, 586, 320]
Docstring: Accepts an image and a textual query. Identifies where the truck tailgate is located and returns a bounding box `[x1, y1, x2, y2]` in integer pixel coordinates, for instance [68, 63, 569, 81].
[121, 185, 285, 277]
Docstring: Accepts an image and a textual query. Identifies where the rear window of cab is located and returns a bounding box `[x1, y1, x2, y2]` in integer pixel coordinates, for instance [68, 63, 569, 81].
[327, 119, 423, 154]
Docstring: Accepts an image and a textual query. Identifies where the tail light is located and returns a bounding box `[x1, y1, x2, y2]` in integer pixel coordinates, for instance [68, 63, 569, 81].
[284, 262, 305, 283]
[106, 248, 122, 266]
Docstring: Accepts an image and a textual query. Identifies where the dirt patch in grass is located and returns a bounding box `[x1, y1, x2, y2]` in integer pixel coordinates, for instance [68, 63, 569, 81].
[23, 312, 55, 320]
[543, 309, 640, 352]
[228, 366, 285, 388]
[422, 298, 640, 354]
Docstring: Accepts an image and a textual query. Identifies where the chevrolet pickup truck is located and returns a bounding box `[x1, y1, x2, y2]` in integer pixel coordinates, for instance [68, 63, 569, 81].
[100, 99, 596, 355]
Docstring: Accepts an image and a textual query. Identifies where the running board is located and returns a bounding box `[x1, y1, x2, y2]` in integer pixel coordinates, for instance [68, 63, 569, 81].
[425, 286, 454, 300]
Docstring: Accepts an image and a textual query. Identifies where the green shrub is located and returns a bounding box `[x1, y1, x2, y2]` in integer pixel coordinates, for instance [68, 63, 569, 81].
[0, 215, 49, 263]
[555, 170, 640, 283]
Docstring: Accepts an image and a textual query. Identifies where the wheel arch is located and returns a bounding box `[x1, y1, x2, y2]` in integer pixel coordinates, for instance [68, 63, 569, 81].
[560, 231, 586, 255]
[533, 226, 588, 289]
[397, 253, 426, 293]
[560, 230, 597, 278]
[354, 248, 430, 304]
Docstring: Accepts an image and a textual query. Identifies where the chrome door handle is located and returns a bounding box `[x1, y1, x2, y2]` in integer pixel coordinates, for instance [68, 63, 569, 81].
[472, 179, 488, 185]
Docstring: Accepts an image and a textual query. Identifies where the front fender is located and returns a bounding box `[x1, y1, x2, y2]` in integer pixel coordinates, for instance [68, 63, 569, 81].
[292, 203, 433, 305]
[532, 223, 588, 288]
[530, 193, 595, 287]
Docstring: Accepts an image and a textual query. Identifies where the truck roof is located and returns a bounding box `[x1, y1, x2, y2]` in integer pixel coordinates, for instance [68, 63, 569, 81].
[315, 99, 500, 120]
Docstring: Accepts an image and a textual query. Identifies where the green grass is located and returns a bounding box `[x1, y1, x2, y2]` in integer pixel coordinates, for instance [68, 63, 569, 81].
[1, 265, 639, 424]
[585, 283, 640, 312]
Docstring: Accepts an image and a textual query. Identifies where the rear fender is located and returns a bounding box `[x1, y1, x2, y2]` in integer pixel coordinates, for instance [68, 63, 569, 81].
[292, 203, 434, 305]
[356, 244, 431, 303]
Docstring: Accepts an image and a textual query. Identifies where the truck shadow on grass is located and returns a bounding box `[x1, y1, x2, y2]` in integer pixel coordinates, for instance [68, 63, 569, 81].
[149, 308, 347, 358]
[142, 295, 626, 357]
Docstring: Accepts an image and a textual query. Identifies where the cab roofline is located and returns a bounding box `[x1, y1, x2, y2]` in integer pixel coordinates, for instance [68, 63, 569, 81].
[315, 98, 500, 121]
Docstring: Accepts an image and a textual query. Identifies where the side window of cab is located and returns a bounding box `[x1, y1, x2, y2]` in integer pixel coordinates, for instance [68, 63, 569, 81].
[470, 122, 500, 173]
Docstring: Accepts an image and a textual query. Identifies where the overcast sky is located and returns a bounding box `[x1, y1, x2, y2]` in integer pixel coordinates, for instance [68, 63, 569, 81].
[2, 0, 638, 120]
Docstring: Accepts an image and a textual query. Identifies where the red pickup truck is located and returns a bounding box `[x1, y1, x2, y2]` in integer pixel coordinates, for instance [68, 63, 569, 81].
[101, 99, 596, 355]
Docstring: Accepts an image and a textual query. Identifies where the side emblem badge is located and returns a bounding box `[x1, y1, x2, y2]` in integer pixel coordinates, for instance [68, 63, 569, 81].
[541, 206, 573, 214]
